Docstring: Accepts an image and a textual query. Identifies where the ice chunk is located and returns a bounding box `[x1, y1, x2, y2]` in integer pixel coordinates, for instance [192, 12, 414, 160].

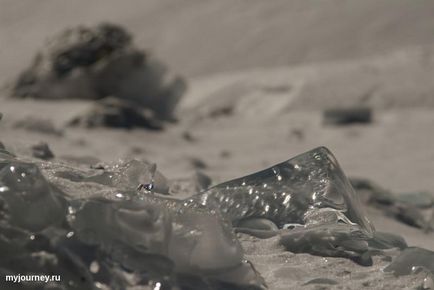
[55, 159, 169, 194]
[168, 203, 244, 272]
[69, 197, 172, 257]
[0, 161, 66, 232]
[69, 195, 256, 286]
[198, 147, 374, 234]
[280, 223, 372, 266]
[384, 247, 434, 276]
[367, 231, 407, 250]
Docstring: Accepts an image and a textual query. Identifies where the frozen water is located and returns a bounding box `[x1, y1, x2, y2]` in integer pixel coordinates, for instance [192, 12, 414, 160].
[1, 146, 416, 289]
[0, 161, 66, 232]
[0, 153, 264, 289]
[196, 147, 374, 234]
[384, 247, 434, 276]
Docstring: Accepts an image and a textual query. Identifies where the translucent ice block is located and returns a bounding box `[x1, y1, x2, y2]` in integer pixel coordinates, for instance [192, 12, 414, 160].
[196, 147, 374, 234]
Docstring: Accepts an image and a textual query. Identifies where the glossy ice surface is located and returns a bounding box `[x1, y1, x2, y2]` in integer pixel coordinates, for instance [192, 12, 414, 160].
[196, 147, 374, 234]
[384, 247, 434, 276]
[0, 153, 264, 289]
[0, 146, 404, 290]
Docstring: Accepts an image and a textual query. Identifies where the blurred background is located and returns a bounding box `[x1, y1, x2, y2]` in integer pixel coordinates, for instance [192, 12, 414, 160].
[1, 0, 433, 248]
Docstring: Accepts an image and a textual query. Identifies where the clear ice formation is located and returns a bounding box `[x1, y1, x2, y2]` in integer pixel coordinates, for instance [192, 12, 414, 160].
[194, 147, 374, 234]
[0, 160, 67, 232]
[0, 152, 264, 289]
[384, 247, 434, 276]
[0, 146, 409, 289]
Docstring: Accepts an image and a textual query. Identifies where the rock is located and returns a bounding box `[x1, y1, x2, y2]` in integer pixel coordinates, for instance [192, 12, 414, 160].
[289, 128, 304, 141]
[12, 23, 186, 122]
[220, 150, 231, 158]
[323, 107, 372, 125]
[189, 157, 208, 170]
[208, 105, 234, 118]
[68, 97, 163, 130]
[367, 231, 408, 250]
[31, 142, 55, 160]
[182, 131, 197, 142]
[13, 23, 131, 98]
[192, 171, 212, 191]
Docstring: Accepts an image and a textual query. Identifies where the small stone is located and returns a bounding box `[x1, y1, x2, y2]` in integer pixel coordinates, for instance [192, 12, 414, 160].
[323, 107, 372, 125]
[68, 97, 163, 130]
[192, 171, 212, 191]
[182, 131, 197, 142]
[220, 150, 231, 158]
[189, 157, 207, 170]
[31, 142, 55, 160]
[208, 106, 233, 118]
[289, 128, 304, 140]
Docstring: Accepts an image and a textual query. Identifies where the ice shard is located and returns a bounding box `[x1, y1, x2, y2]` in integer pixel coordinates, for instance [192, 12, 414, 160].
[195, 147, 374, 234]
[0, 161, 67, 232]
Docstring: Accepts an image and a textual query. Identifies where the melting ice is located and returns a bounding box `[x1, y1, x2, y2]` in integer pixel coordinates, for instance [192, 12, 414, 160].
[2, 146, 424, 289]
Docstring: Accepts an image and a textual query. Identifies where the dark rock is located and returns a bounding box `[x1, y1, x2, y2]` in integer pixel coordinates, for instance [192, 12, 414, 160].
[31, 142, 55, 160]
[220, 150, 231, 158]
[68, 97, 163, 130]
[323, 107, 372, 125]
[209, 105, 234, 118]
[189, 157, 208, 170]
[192, 171, 212, 191]
[367, 231, 408, 250]
[289, 128, 304, 140]
[12, 23, 186, 122]
[182, 131, 197, 142]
